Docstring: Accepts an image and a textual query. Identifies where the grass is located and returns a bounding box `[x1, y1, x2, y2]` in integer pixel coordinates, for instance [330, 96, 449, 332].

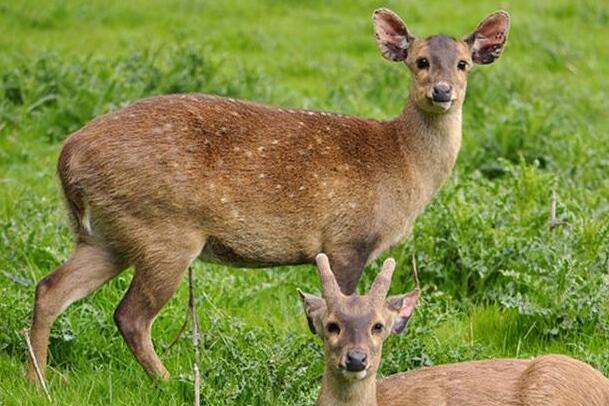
[1, 0, 609, 404]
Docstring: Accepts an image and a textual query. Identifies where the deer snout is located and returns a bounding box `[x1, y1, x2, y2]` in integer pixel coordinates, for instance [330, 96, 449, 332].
[431, 82, 453, 103]
[345, 350, 368, 372]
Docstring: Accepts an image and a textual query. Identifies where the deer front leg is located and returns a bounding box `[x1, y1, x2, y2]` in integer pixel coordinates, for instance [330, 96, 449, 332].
[326, 244, 374, 295]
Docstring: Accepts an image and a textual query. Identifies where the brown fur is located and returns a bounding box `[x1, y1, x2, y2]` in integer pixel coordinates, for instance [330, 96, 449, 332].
[377, 355, 609, 405]
[28, 9, 509, 381]
[302, 256, 609, 406]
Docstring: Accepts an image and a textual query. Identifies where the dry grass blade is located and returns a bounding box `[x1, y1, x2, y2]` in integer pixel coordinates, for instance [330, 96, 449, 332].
[163, 308, 191, 355]
[189, 267, 201, 406]
[22, 328, 52, 402]
[548, 191, 569, 230]
[411, 254, 420, 290]
[549, 190, 558, 229]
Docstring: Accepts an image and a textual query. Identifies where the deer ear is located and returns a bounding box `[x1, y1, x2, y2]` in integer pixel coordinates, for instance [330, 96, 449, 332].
[298, 289, 326, 335]
[386, 289, 420, 334]
[464, 11, 510, 65]
[373, 8, 414, 62]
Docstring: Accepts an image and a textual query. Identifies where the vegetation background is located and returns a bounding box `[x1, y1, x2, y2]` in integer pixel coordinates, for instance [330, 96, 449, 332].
[1, 0, 608, 404]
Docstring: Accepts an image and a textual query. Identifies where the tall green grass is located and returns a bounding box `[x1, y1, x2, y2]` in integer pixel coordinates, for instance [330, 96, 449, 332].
[1, 0, 608, 404]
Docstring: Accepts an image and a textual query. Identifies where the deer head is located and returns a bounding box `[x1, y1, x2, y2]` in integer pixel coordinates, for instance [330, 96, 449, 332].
[299, 254, 420, 381]
[373, 8, 510, 114]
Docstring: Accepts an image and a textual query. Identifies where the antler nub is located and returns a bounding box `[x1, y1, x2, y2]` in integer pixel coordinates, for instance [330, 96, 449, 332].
[315, 253, 342, 303]
[369, 257, 396, 300]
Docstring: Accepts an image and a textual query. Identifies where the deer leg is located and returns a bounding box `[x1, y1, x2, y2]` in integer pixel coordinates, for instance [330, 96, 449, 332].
[326, 246, 372, 295]
[27, 243, 126, 383]
[113, 239, 203, 381]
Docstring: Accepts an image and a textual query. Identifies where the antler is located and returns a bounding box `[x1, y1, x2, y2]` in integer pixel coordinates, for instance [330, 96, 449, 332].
[411, 254, 420, 292]
[369, 257, 396, 300]
[315, 254, 342, 303]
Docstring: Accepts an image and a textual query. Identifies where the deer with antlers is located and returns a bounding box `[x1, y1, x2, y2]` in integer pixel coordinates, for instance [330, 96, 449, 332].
[300, 254, 609, 406]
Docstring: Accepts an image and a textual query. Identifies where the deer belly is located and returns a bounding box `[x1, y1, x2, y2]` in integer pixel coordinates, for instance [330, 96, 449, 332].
[369, 215, 416, 260]
[199, 235, 315, 268]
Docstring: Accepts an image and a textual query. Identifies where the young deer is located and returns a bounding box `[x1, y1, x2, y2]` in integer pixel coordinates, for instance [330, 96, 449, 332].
[301, 254, 609, 406]
[28, 10, 510, 381]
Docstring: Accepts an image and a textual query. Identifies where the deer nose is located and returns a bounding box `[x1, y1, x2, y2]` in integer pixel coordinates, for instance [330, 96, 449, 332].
[345, 350, 368, 372]
[431, 83, 452, 102]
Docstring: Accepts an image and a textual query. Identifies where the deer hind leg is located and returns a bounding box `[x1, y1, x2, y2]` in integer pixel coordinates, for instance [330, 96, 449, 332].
[27, 242, 126, 383]
[113, 236, 204, 381]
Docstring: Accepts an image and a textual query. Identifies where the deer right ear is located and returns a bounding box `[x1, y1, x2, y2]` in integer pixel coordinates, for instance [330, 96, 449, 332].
[373, 8, 414, 62]
[386, 288, 420, 334]
[298, 289, 326, 335]
[464, 11, 510, 65]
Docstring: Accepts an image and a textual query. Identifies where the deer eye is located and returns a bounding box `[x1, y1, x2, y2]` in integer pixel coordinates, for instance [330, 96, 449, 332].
[372, 323, 384, 334]
[457, 60, 468, 71]
[326, 322, 341, 335]
[416, 57, 429, 70]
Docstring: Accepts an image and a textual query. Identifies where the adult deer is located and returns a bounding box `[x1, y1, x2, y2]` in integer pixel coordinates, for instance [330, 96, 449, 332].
[300, 254, 609, 406]
[27, 9, 510, 381]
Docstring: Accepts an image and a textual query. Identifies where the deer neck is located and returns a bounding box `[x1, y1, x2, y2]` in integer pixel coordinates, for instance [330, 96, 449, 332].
[317, 368, 378, 406]
[393, 96, 463, 196]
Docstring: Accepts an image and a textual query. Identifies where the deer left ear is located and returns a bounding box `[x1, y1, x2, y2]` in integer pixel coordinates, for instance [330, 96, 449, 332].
[298, 290, 326, 335]
[373, 8, 415, 62]
[386, 289, 420, 334]
[465, 11, 510, 65]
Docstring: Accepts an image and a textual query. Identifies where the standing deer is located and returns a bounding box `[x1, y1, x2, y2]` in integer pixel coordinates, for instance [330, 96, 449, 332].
[301, 254, 609, 406]
[27, 9, 510, 381]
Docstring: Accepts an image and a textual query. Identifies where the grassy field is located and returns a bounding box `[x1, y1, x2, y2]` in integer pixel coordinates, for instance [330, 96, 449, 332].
[1, 0, 609, 404]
